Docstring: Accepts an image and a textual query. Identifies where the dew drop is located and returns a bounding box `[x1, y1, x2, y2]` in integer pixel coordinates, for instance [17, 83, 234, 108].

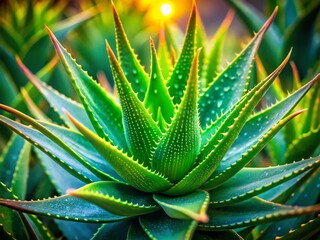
[223, 73, 228, 78]
[217, 100, 223, 108]
[178, 75, 183, 80]
[135, 79, 139, 84]
[174, 84, 179, 89]
[154, 89, 158, 94]
[215, 86, 219, 91]
[153, 73, 157, 79]
[132, 69, 137, 75]
[224, 86, 230, 92]
[277, 226, 281, 231]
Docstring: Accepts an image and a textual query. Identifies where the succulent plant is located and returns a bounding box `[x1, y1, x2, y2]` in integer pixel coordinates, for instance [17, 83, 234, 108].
[0, 3, 319, 239]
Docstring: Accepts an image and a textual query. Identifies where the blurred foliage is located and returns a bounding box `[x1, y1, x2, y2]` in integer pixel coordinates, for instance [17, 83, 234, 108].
[228, 0, 320, 90]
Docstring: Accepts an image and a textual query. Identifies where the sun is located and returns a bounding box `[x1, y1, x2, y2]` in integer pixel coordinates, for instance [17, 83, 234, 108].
[160, 3, 172, 17]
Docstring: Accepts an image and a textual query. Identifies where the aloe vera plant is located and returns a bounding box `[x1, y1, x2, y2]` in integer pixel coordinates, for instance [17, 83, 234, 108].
[0, 3, 319, 239]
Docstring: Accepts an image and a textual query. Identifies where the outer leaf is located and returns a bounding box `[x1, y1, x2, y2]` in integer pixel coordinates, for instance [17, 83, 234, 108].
[227, 0, 283, 73]
[34, 149, 85, 195]
[0, 195, 127, 223]
[199, 8, 277, 128]
[107, 42, 162, 166]
[198, 197, 320, 230]
[70, 181, 159, 216]
[140, 212, 197, 240]
[0, 115, 97, 183]
[144, 38, 174, 126]
[276, 214, 320, 240]
[165, 51, 290, 195]
[203, 10, 234, 87]
[55, 220, 100, 240]
[167, 4, 197, 105]
[157, 28, 172, 80]
[92, 220, 131, 240]
[152, 50, 201, 182]
[0, 134, 25, 188]
[0, 105, 111, 182]
[0, 182, 29, 239]
[41, 122, 123, 183]
[17, 58, 93, 131]
[193, 230, 244, 240]
[66, 112, 173, 193]
[209, 156, 320, 206]
[153, 190, 209, 222]
[46, 27, 127, 151]
[127, 221, 150, 240]
[285, 127, 320, 163]
[10, 141, 31, 200]
[112, 3, 149, 100]
[203, 75, 318, 188]
[258, 168, 320, 239]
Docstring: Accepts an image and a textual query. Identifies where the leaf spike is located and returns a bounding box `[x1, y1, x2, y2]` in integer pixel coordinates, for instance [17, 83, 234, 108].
[112, 2, 149, 100]
[64, 110, 173, 192]
[167, 3, 197, 105]
[46, 26, 128, 151]
[199, 7, 278, 128]
[107, 40, 162, 167]
[0, 104, 111, 182]
[152, 49, 202, 182]
[144, 37, 174, 127]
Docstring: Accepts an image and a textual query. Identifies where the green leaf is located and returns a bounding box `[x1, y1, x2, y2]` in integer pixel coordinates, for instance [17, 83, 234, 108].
[127, 221, 150, 240]
[26, 214, 55, 240]
[144, 38, 174, 127]
[0, 115, 97, 183]
[203, 10, 234, 88]
[112, 3, 149, 101]
[157, 29, 172, 80]
[257, 168, 320, 239]
[209, 156, 320, 206]
[107, 42, 162, 166]
[285, 127, 320, 163]
[153, 190, 209, 222]
[193, 230, 244, 240]
[165, 51, 290, 195]
[34, 149, 85, 195]
[283, 1, 320, 78]
[203, 75, 318, 188]
[41, 122, 123, 183]
[17, 58, 93, 131]
[92, 220, 131, 240]
[0, 105, 113, 182]
[0, 195, 128, 223]
[199, 8, 277, 128]
[10, 141, 31, 200]
[140, 212, 197, 240]
[167, 4, 197, 105]
[0, 182, 29, 240]
[66, 112, 173, 193]
[276, 214, 320, 240]
[46, 27, 128, 151]
[152, 50, 201, 182]
[70, 181, 159, 216]
[227, 0, 283, 73]
[0, 134, 25, 188]
[198, 197, 320, 230]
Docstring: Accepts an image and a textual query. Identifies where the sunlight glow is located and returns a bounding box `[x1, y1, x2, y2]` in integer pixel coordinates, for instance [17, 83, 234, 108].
[161, 3, 172, 17]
